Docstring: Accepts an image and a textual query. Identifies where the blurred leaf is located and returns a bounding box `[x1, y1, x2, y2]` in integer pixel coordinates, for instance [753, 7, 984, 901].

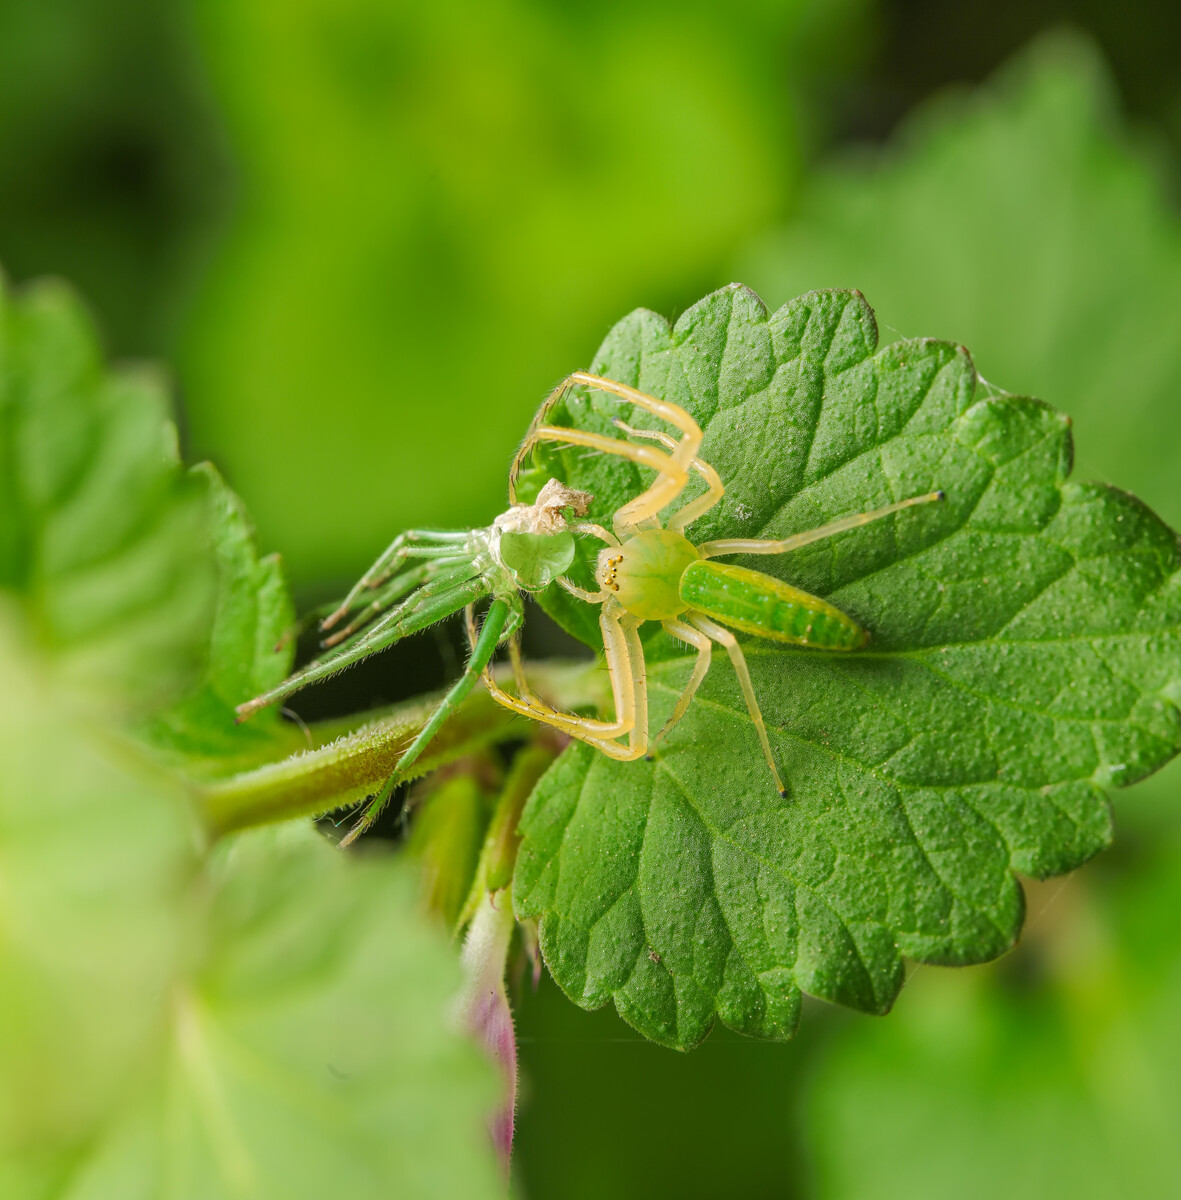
[514, 284, 1181, 1048]
[2, 824, 505, 1200]
[0, 264, 503, 1192]
[139, 827, 504, 1200]
[408, 773, 490, 928]
[0, 0, 225, 356]
[741, 31, 1181, 532]
[805, 841, 1181, 1200]
[182, 0, 867, 583]
[0, 604, 198, 1151]
[145, 463, 304, 773]
[0, 273, 214, 714]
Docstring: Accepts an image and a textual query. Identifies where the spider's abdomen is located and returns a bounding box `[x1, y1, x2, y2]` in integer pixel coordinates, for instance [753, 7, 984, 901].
[679, 560, 868, 650]
[599, 528, 699, 621]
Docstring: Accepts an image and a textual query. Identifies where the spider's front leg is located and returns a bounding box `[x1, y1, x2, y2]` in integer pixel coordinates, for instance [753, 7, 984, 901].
[509, 373, 703, 538]
[612, 420, 725, 533]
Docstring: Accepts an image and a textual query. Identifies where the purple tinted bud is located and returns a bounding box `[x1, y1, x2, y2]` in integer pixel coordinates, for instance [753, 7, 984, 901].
[454, 887, 517, 1168]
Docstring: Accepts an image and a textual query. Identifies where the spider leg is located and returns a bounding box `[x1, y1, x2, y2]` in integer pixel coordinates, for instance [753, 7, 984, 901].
[621, 611, 648, 754]
[612, 420, 726, 533]
[698, 491, 945, 559]
[654, 618, 713, 746]
[320, 559, 465, 646]
[338, 597, 515, 847]
[556, 576, 610, 604]
[573, 373, 707, 534]
[572, 522, 620, 547]
[509, 372, 703, 538]
[465, 603, 538, 703]
[322, 529, 470, 631]
[508, 634, 541, 706]
[479, 601, 649, 759]
[318, 559, 484, 655]
[569, 373, 701, 444]
[236, 574, 491, 720]
[688, 613, 786, 797]
[513, 422, 689, 529]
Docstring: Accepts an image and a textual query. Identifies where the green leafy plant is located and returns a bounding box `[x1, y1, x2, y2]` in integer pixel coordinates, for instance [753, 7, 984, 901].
[4, 262, 1181, 1185]
[0, 275, 503, 1198]
[511, 283, 1181, 1047]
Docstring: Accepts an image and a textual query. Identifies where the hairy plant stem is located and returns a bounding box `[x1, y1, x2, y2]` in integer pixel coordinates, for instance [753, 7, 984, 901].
[200, 659, 600, 838]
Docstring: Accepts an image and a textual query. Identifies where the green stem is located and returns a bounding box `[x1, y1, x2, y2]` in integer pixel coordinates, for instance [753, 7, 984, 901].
[456, 743, 556, 930]
[200, 659, 601, 838]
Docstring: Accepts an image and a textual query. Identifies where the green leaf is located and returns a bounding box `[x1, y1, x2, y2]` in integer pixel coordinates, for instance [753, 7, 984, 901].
[0, 604, 199, 1151]
[739, 19, 1181, 888]
[2, 822, 505, 1200]
[514, 283, 1181, 1048]
[804, 832, 1181, 1199]
[0, 274, 214, 714]
[729, 40, 1181, 1181]
[136, 828, 504, 1199]
[144, 463, 304, 774]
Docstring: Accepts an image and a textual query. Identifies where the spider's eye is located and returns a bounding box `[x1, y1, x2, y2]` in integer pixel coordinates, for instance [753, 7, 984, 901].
[596, 550, 626, 591]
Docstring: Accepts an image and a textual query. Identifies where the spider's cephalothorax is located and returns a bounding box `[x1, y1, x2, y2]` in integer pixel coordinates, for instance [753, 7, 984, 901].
[481, 371, 944, 796]
[595, 529, 698, 619]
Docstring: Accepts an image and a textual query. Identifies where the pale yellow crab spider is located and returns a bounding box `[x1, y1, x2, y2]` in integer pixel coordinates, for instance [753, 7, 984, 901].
[469, 372, 944, 794]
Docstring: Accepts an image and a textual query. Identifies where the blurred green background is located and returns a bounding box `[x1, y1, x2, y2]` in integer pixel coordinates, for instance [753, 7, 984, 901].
[3, 1, 1180, 1195]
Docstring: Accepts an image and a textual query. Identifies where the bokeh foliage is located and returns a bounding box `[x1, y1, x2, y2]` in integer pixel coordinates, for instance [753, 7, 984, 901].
[1, 4, 1180, 1199]
[181, 0, 865, 584]
[0, 0, 223, 357]
[743, 32, 1181, 533]
[0, 276, 502, 1198]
